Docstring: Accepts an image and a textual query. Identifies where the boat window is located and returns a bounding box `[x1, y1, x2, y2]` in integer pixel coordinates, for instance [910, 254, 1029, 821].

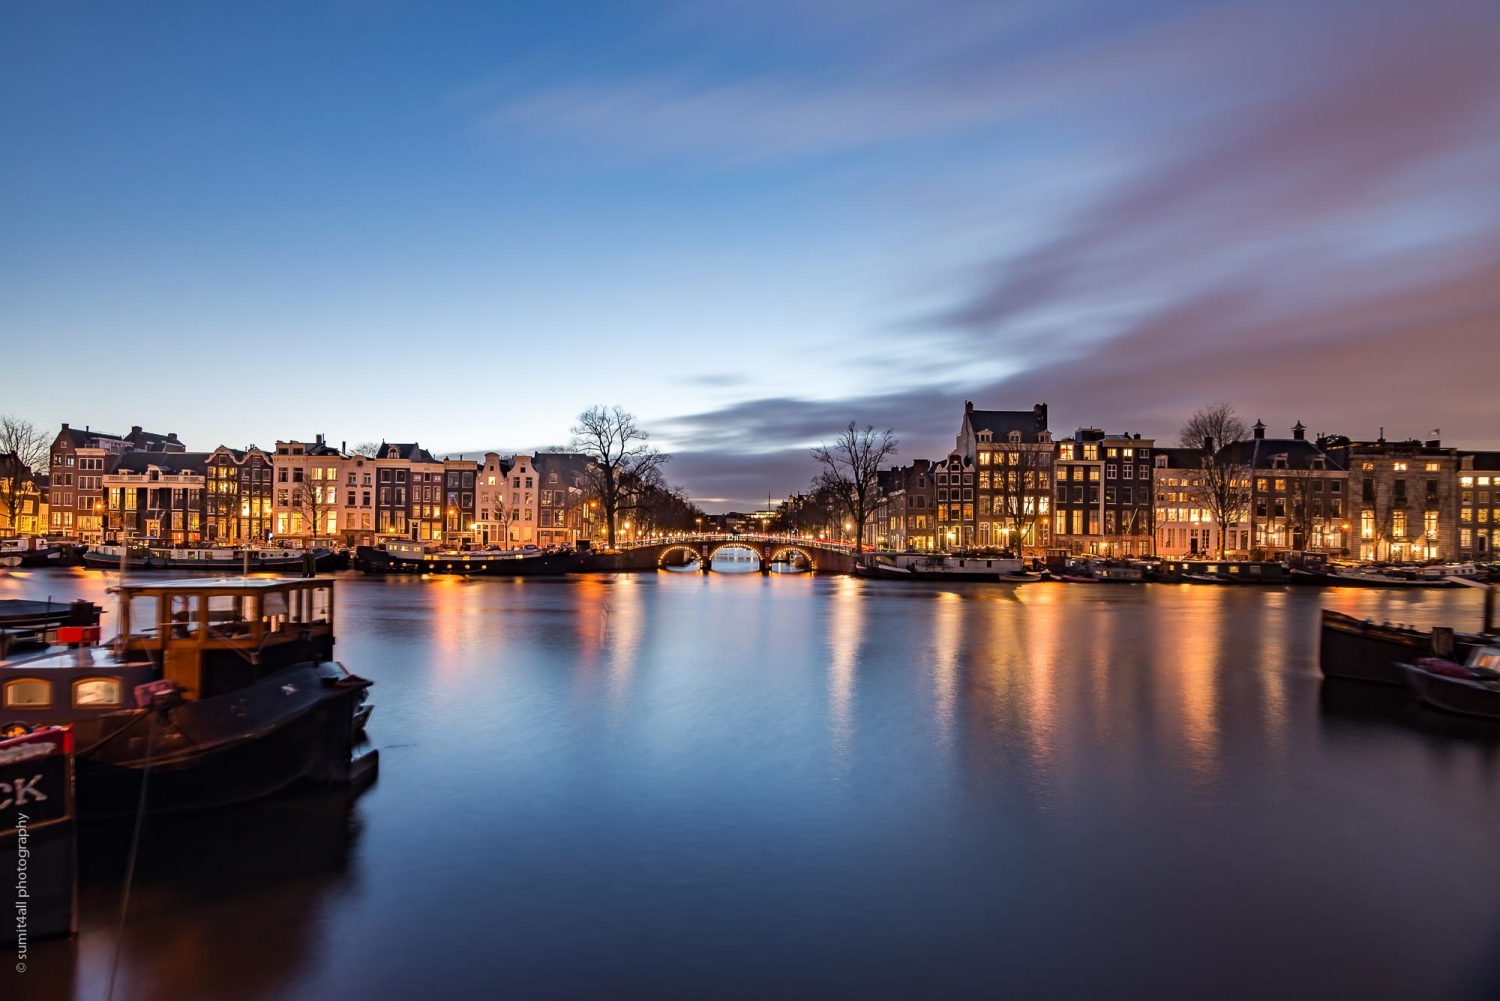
[170, 593, 202, 638]
[73, 677, 123, 708]
[206, 594, 250, 635]
[3, 678, 51, 708]
[128, 594, 161, 638]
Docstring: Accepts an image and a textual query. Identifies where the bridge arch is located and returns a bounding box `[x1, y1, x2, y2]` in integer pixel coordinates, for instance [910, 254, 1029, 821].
[764, 545, 816, 571]
[655, 544, 703, 568]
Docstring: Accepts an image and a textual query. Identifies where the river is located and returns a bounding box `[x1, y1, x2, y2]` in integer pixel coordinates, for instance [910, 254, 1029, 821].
[7, 566, 1499, 1000]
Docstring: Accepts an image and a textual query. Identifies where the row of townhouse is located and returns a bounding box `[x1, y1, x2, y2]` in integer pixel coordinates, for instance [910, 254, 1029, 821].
[869, 402, 1500, 562]
[38, 422, 601, 550]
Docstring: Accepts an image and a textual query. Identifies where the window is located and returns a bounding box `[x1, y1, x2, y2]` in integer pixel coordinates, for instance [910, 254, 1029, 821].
[1393, 510, 1406, 539]
[74, 677, 123, 708]
[3, 678, 51, 708]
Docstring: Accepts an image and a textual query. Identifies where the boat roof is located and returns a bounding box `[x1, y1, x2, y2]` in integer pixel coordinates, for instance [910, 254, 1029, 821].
[108, 576, 327, 593]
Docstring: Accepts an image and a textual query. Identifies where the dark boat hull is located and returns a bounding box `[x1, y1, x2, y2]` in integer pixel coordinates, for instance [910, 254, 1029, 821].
[1399, 665, 1500, 720]
[79, 549, 338, 572]
[70, 661, 371, 819]
[1319, 610, 1489, 686]
[355, 545, 585, 576]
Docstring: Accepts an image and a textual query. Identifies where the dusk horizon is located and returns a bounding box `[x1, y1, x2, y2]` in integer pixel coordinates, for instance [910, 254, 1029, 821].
[6, 0, 1499, 512]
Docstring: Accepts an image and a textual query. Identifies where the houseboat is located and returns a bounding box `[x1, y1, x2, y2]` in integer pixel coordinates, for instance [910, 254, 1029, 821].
[81, 544, 338, 573]
[0, 576, 375, 818]
[1150, 560, 1292, 585]
[0, 536, 65, 567]
[355, 539, 587, 576]
[857, 552, 1034, 583]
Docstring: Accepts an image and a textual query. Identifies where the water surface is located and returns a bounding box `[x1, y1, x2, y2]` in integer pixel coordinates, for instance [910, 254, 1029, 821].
[7, 568, 1498, 1000]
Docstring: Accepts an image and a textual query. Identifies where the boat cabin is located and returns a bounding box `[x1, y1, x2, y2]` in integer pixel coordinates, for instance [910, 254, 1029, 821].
[114, 577, 336, 698]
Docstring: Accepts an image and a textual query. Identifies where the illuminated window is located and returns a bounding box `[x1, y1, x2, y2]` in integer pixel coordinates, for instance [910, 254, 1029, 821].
[1361, 511, 1374, 539]
[1393, 462, 1407, 472]
[1392, 510, 1406, 538]
[73, 678, 123, 708]
[3, 678, 51, 708]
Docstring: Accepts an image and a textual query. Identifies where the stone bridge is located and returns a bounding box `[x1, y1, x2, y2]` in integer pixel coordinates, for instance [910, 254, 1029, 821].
[584, 534, 858, 575]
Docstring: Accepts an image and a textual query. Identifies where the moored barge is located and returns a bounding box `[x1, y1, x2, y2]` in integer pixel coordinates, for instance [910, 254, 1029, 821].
[355, 540, 586, 576]
[81, 544, 338, 573]
[0, 576, 375, 818]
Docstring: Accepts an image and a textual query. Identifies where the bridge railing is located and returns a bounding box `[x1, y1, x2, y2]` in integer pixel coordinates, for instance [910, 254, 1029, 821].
[609, 533, 856, 554]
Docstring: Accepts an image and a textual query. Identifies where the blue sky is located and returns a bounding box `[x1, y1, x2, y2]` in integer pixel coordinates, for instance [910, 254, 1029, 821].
[4, 0, 1498, 509]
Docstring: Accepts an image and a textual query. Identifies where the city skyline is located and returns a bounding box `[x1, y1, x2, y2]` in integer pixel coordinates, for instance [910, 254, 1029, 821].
[5, 0, 1499, 509]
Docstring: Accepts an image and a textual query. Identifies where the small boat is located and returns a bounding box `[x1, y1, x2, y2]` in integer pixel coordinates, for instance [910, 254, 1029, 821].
[662, 558, 701, 574]
[1398, 646, 1500, 719]
[1319, 609, 1492, 686]
[355, 540, 585, 576]
[0, 536, 64, 568]
[0, 576, 376, 818]
[82, 544, 338, 573]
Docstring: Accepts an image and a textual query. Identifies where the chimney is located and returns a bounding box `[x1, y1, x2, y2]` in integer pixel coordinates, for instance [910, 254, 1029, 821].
[1203, 435, 1214, 453]
[131, 425, 142, 437]
[1378, 427, 1386, 444]
[964, 400, 974, 414]
[341, 440, 347, 454]
[1292, 420, 1306, 441]
[61, 422, 69, 430]
[1035, 403, 1048, 429]
[316, 433, 324, 446]
[1252, 419, 1265, 440]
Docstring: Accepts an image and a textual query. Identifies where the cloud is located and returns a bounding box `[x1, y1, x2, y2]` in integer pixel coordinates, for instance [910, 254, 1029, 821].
[478, 0, 1500, 508]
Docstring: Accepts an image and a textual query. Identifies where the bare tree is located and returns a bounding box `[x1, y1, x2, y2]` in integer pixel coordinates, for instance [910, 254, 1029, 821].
[0, 415, 50, 533]
[570, 406, 667, 549]
[812, 423, 899, 560]
[1180, 403, 1250, 559]
[350, 441, 381, 458]
[294, 480, 335, 545]
[993, 447, 1052, 555]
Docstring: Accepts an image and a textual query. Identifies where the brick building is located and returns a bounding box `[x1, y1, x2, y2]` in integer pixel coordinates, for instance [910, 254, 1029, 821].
[205, 445, 273, 544]
[1052, 429, 1155, 556]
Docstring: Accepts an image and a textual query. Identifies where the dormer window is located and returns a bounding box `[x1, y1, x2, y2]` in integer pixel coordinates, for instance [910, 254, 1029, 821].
[1008, 431, 1022, 444]
[387, 447, 399, 459]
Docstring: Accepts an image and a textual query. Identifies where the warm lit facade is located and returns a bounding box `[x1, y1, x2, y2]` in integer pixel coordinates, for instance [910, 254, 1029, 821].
[503, 454, 539, 546]
[475, 452, 509, 546]
[1458, 452, 1500, 560]
[272, 436, 345, 545]
[1326, 434, 1458, 562]
[101, 452, 209, 544]
[1153, 447, 1219, 557]
[0, 454, 47, 536]
[872, 459, 937, 552]
[947, 401, 1053, 554]
[205, 445, 273, 544]
[1222, 421, 1349, 557]
[48, 423, 185, 541]
[1051, 430, 1155, 556]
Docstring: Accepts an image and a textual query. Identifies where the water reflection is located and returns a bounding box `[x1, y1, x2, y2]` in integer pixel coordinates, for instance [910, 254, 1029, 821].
[6, 570, 1498, 1001]
[826, 576, 862, 768]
